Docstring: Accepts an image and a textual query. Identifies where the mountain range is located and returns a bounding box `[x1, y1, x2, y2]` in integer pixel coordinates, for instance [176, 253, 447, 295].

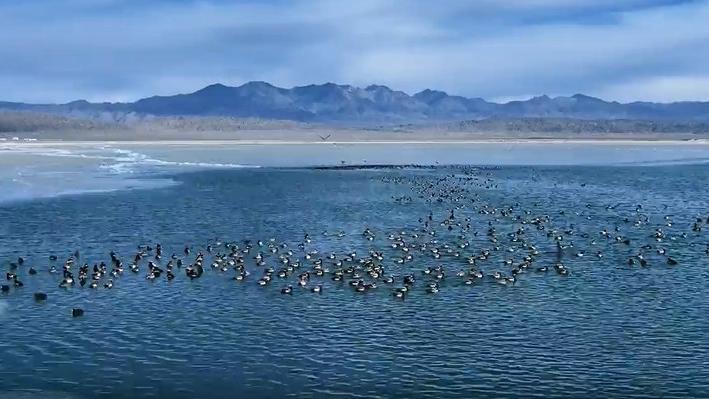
[2, 81, 709, 124]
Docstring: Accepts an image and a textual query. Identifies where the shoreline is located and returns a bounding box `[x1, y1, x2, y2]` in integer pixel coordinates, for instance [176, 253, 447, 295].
[2, 138, 709, 146]
[2, 126, 709, 145]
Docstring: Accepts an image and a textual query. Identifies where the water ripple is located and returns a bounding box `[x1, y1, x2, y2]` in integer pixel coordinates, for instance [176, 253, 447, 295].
[0, 166, 708, 398]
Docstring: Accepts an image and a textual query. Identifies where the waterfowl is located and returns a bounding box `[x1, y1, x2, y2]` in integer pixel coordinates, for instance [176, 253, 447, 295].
[58, 277, 74, 288]
[5, 167, 709, 312]
[497, 276, 516, 285]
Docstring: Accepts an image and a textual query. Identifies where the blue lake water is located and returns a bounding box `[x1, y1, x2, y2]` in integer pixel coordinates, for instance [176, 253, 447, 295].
[1, 143, 708, 398]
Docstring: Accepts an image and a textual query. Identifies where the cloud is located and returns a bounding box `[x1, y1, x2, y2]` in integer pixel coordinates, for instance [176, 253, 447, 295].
[0, 0, 707, 103]
[593, 75, 709, 102]
[339, 0, 709, 92]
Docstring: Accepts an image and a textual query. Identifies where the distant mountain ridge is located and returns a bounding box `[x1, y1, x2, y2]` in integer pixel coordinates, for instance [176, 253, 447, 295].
[2, 81, 709, 123]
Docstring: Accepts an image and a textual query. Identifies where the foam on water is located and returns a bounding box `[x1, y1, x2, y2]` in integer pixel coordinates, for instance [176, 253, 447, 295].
[0, 145, 253, 173]
[0, 144, 115, 160]
[98, 148, 254, 174]
[0, 145, 255, 204]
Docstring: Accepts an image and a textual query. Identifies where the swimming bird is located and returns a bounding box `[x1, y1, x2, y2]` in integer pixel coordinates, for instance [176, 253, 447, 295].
[59, 276, 74, 288]
[497, 276, 516, 285]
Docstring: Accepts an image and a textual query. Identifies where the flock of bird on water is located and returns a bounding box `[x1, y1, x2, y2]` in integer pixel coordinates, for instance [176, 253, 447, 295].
[2, 167, 707, 317]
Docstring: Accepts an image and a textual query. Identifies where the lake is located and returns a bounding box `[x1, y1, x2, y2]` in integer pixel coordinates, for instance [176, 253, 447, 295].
[1, 142, 708, 398]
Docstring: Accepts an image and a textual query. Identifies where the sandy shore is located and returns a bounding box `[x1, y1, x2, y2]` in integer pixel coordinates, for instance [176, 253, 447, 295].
[2, 137, 709, 147]
[2, 127, 709, 144]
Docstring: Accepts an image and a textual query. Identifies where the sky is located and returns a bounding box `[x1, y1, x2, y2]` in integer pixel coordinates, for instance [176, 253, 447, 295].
[1, 0, 709, 104]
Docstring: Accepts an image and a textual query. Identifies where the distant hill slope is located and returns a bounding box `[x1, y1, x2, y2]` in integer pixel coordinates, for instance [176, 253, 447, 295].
[0, 111, 310, 133]
[2, 81, 709, 123]
[0, 111, 113, 132]
[3, 110, 709, 139]
[424, 118, 709, 134]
